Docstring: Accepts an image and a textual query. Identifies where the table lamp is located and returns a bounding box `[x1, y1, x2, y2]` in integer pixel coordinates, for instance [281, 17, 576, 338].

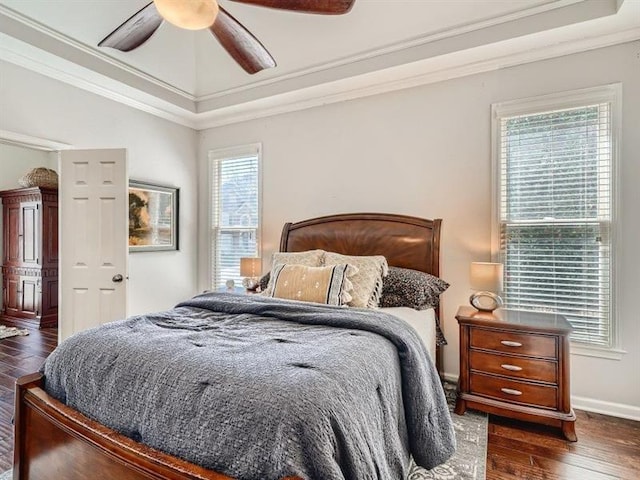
[240, 257, 262, 291]
[469, 262, 503, 311]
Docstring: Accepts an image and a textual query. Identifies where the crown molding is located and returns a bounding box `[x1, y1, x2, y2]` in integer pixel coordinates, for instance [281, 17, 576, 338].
[1, 11, 637, 131]
[0, 0, 613, 107]
[0, 4, 196, 104]
[197, 0, 587, 102]
[0, 33, 198, 129]
[194, 28, 640, 129]
[0, 129, 71, 151]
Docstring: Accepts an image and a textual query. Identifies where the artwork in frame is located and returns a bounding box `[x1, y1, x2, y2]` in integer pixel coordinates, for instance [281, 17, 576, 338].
[129, 181, 179, 252]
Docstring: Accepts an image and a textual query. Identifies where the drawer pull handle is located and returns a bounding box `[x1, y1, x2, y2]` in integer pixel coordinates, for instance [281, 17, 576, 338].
[501, 388, 523, 396]
[500, 340, 523, 347]
[501, 364, 523, 372]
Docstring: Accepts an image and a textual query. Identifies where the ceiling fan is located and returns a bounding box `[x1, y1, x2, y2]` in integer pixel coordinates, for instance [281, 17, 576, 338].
[98, 0, 356, 74]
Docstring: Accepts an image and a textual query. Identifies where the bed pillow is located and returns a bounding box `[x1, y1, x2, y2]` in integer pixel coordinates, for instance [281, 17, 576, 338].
[323, 252, 388, 308]
[379, 266, 449, 310]
[263, 249, 325, 295]
[258, 272, 271, 292]
[268, 263, 356, 305]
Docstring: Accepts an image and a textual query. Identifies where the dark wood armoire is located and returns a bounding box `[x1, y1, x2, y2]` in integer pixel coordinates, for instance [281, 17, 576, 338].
[0, 187, 58, 328]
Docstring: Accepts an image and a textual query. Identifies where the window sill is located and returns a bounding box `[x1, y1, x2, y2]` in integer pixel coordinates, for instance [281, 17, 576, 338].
[570, 344, 627, 361]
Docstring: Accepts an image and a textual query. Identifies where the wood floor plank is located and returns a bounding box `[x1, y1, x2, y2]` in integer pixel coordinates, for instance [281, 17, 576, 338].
[487, 446, 621, 480]
[489, 415, 640, 471]
[0, 320, 58, 472]
[488, 433, 639, 479]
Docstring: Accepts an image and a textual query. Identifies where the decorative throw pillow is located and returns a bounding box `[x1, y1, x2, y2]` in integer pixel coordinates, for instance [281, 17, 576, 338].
[258, 272, 271, 292]
[379, 267, 449, 310]
[323, 252, 388, 308]
[263, 250, 325, 295]
[268, 264, 356, 305]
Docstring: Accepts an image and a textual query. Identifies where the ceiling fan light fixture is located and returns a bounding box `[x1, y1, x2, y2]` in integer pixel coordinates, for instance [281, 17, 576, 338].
[154, 0, 219, 30]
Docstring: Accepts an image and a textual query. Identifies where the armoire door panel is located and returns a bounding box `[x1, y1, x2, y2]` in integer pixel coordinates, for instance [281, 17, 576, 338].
[5, 205, 21, 264]
[41, 276, 59, 317]
[4, 275, 20, 315]
[21, 202, 39, 266]
[20, 277, 39, 316]
[43, 203, 59, 265]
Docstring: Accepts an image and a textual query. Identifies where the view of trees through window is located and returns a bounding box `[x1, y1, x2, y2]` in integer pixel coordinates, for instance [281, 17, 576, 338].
[499, 102, 612, 347]
[211, 153, 259, 288]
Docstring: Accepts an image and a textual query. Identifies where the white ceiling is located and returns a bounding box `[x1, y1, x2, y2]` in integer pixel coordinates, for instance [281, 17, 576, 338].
[0, 0, 638, 127]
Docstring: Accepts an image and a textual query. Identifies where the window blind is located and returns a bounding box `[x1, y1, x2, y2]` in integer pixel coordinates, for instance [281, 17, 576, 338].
[498, 102, 613, 347]
[210, 152, 260, 288]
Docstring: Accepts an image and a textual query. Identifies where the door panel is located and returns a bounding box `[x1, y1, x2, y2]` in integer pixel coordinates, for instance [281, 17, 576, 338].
[43, 203, 59, 266]
[4, 275, 20, 316]
[21, 202, 39, 266]
[41, 276, 58, 316]
[60, 149, 127, 341]
[20, 277, 38, 316]
[5, 205, 20, 264]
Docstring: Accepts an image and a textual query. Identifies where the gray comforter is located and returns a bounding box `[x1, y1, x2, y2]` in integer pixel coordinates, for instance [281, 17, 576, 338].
[43, 293, 455, 480]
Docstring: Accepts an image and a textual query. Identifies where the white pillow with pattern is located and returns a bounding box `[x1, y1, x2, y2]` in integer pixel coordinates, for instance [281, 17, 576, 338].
[323, 252, 389, 308]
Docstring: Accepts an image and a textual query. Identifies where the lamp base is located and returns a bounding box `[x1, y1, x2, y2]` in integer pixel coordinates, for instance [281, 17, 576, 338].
[470, 291, 503, 312]
[242, 277, 259, 291]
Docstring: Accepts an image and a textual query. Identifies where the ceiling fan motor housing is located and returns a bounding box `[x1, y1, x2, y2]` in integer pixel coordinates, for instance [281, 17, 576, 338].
[154, 0, 219, 30]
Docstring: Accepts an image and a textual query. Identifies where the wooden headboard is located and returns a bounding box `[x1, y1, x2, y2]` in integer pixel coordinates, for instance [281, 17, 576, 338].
[279, 213, 442, 278]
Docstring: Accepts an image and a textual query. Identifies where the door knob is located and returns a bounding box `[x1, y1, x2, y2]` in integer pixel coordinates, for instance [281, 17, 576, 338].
[112, 274, 124, 283]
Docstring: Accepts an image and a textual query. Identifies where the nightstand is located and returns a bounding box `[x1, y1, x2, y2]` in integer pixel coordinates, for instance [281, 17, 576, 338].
[454, 306, 577, 441]
[215, 287, 260, 294]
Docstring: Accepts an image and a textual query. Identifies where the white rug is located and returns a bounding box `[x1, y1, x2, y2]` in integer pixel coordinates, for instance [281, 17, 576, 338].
[0, 470, 10, 480]
[0, 325, 29, 339]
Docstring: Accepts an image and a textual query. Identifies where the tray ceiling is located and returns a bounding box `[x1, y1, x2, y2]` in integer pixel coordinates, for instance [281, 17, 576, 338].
[0, 0, 637, 127]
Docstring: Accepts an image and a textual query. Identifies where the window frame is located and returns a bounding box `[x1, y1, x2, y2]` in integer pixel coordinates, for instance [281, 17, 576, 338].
[207, 143, 262, 290]
[491, 84, 624, 359]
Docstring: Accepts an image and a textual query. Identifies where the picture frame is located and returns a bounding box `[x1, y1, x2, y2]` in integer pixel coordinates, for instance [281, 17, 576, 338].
[129, 180, 179, 252]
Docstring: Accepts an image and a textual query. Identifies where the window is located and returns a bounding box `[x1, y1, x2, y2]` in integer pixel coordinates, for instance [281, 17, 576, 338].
[209, 145, 261, 289]
[493, 85, 619, 350]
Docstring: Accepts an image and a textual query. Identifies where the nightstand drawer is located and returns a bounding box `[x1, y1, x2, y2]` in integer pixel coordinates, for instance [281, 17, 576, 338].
[469, 350, 557, 384]
[470, 328, 557, 359]
[470, 373, 558, 409]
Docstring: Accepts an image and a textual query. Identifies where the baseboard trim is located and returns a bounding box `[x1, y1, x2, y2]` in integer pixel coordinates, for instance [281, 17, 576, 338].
[571, 395, 640, 422]
[442, 372, 640, 421]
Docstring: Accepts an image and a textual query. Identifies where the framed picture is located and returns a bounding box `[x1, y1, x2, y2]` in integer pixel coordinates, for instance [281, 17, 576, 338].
[129, 181, 179, 252]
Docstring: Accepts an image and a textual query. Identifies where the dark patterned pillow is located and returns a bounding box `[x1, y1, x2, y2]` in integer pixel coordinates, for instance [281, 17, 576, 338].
[380, 267, 449, 310]
[258, 272, 270, 292]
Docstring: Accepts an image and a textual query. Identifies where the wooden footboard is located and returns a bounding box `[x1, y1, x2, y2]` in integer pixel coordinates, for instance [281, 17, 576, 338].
[14, 374, 301, 480]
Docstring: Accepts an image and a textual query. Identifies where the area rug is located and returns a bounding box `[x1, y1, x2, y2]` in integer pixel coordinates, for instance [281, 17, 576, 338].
[409, 382, 488, 480]
[0, 325, 29, 339]
[0, 384, 486, 480]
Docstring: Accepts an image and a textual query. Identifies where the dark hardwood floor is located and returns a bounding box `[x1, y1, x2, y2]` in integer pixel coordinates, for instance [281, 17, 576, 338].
[1, 319, 638, 478]
[0, 317, 57, 472]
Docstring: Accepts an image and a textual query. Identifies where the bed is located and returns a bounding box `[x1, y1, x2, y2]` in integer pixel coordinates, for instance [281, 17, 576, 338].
[14, 212, 451, 480]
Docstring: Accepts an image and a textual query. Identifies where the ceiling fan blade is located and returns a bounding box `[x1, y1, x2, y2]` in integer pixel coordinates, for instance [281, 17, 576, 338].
[98, 2, 163, 52]
[228, 0, 355, 14]
[209, 6, 276, 75]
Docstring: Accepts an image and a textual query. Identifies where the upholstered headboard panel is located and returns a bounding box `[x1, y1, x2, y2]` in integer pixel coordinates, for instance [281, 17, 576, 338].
[279, 213, 441, 278]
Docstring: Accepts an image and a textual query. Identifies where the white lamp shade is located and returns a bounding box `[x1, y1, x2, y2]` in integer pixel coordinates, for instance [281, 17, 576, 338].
[240, 257, 262, 277]
[154, 0, 219, 30]
[470, 262, 503, 292]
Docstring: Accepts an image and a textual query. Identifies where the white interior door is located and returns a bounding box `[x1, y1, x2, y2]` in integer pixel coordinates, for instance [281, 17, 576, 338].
[59, 149, 127, 341]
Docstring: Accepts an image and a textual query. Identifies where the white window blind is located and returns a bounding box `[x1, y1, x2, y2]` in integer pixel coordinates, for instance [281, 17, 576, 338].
[210, 147, 260, 289]
[496, 90, 616, 348]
